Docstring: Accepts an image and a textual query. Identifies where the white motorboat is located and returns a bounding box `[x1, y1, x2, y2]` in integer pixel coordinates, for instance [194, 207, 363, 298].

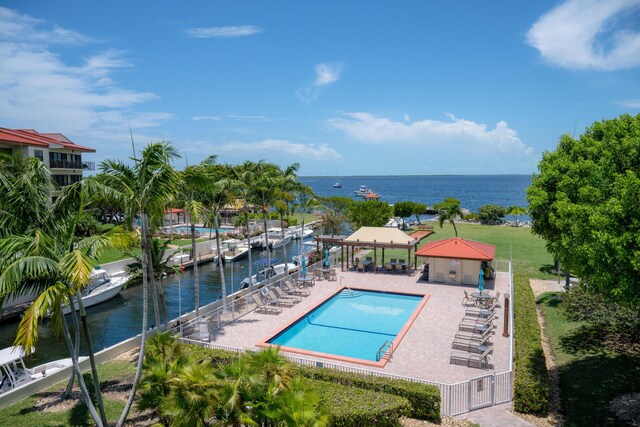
[264, 228, 293, 249]
[0, 346, 83, 395]
[222, 242, 249, 262]
[240, 258, 298, 288]
[62, 269, 127, 315]
[287, 225, 314, 240]
[354, 185, 374, 197]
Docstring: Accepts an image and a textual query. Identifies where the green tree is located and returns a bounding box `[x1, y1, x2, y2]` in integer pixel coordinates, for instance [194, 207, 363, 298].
[100, 141, 181, 426]
[477, 204, 507, 225]
[434, 197, 463, 237]
[507, 206, 527, 227]
[274, 163, 302, 275]
[527, 113, 640, 304]
[347, 200, 393, 228]
[322, 196, 354, 215]
[393, 201, 415, 230]
[125, 238, 175, 287]
[411, 202, 427, 225]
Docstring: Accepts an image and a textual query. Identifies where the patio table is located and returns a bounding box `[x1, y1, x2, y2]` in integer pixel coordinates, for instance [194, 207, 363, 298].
[297, 276, 315, 287]
[471, 292, 492, 308]
[321, 266, 331, 279]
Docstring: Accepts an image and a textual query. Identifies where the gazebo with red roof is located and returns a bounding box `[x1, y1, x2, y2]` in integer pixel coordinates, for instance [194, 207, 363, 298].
[415, 237, 495, 285]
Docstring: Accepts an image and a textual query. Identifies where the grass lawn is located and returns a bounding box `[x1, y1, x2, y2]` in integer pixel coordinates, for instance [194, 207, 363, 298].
[94, 237, 209, 265]
[367, 222, 553, 279]
[537, 292, 640, 426]
[0, 360, 137, 427]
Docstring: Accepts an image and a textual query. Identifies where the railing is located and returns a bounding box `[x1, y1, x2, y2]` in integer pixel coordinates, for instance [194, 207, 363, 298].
[376, 340, 394, 362]
[49, 160, 83, 169]
[82, 161, 95, 170]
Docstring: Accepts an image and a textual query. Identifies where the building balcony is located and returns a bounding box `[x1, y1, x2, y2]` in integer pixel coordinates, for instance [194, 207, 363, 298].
[82, 161, 95, 171]
[50, 160, 83, 169]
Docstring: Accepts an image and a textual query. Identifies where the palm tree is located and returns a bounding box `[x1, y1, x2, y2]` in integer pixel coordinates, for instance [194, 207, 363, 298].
[250, 163, 281, 284]
[273, 163, 301, 275]
[434, 197, 463, 237]
[125, 237, 175, 287]
[0, 179, 135, 427]
[507, 205, 527, 227]
[100, 141, 181, 427]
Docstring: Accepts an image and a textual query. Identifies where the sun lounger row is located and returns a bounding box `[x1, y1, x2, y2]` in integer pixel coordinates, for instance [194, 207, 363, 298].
[450, 296, 499, 369]
[252, 280, 311, 314]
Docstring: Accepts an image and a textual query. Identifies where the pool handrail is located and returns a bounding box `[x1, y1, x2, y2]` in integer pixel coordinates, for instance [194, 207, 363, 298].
[376, 339, 394, 362]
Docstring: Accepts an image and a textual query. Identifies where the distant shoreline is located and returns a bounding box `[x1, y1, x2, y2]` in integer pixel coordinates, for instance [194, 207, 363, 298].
[301, 173, 532, 178]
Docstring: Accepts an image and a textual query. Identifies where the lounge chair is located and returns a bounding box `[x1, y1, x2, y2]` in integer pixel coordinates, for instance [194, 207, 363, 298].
[455, 326, 493, 342]
[266, 290, 295, 307]
[273, 286, 301, 303]
[465, 303, 498, 318]
[452, 332, 493, 353]
[462, 311, 497, 324]
[328, 268, 337, 281]
[459, 314, 495, 333]
[251, 294, 283, 314]
[450, 347, 493, 369]
[284, 280, 310, 296]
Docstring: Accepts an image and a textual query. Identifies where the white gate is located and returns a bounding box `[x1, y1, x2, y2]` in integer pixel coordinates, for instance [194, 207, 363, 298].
[468, 373, 495, 410]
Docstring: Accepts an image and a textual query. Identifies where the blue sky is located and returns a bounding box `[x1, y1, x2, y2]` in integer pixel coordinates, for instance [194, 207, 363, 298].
[1, 1, 639, 175]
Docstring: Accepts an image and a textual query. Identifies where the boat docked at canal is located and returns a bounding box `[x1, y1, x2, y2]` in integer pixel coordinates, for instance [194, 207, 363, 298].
[221, 241, 250, 263]
[0, 346, 84, 395]
[240, 258, 298, 288]
[62, 269, 128, 315]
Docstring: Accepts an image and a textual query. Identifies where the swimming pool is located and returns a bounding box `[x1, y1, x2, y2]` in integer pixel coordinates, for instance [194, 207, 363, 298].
[172, 226, 233, 234]
[262, 288, 429, 367]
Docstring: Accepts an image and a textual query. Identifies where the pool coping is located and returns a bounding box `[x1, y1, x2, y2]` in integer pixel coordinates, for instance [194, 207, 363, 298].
[256, 286, 430, 368]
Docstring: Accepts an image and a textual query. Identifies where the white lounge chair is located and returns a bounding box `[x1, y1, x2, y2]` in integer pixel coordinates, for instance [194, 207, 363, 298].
[450, 347, 493, 369]
[273, 286, 301, 303]
[266, 290, 295, 307]
[251, 294, 282, 314]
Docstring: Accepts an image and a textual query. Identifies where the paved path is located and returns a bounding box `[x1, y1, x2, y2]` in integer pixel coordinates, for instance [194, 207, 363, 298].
[458, 403, 534, 427]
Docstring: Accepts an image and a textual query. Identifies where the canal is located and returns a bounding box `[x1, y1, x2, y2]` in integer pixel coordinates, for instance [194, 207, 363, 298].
[0, 238, 312, 366]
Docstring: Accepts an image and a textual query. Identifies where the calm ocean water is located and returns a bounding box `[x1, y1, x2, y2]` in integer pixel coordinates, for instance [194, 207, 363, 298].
[300, 175, 532, 212]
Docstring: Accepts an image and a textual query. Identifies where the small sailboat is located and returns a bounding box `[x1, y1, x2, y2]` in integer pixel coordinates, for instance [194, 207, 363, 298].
[333, 171, 342, 188]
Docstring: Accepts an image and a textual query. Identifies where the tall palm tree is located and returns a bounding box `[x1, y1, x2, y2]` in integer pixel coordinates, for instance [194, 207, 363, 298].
[100, 141, 181, 427]
[435, 197, 463, 237]
[0, 179, 135, 426]
[274, 163, 301, 275]
[250, 162, 280, 284]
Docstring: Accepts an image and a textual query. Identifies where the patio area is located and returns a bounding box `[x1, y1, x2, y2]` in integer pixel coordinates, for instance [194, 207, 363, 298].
[191, 269, 512, 384]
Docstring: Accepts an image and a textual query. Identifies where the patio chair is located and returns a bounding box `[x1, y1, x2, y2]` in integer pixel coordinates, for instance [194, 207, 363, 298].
[273, 286, 301, 303]
[385, 263, 394, 273]
[266, 290, 295, 307]
[395, 263, 404, 274]
[356, 261, 365, 273]
[313, 268, 324, 281]
[465, 303, 498, 318]
[251, 294, 282, 314]
[390, 258, 397, 264]
[452, 331, 493, 353]
[461, 290, 475, 307]
[449, 347, 493, 369]
[455, 325, 493, 342]
[328, 268, 337, 281]
[198, 322, 210, 342]
[365, 256, 372, 261]
[283, 280, 310, 296]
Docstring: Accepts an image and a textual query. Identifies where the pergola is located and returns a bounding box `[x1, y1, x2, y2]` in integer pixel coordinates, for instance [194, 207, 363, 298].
[315, 227, 427, 273]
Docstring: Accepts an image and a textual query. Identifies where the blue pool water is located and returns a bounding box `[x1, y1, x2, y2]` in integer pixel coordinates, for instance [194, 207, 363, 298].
[172, 226, 233, 234]
[268, 289, 423, 361]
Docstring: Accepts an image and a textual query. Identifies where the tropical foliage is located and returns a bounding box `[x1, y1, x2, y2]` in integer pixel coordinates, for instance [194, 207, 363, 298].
[477, 204, 506, 225]
[346, 199, 393, 228]
[527, 113, 640, 304]
[434, 197, 463, 237]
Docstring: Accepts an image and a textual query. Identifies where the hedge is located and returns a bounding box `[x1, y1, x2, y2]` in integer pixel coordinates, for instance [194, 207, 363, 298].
[297, 365, 441, 422]
[513, 272, 550, 414]
[186, 344, 441, 422]
[309, 378, 410, 427]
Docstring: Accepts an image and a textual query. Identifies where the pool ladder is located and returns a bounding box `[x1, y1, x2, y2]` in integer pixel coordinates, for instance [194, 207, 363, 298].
[339, 277, 361, 297]
[376, 340, 395, 362]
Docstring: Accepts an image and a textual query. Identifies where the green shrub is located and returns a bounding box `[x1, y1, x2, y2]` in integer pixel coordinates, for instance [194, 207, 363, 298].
[297, 365, 440, 422]
[310, 379, 409, 427]
[513, 272, 550, 414]
[97, 222, 116, 233]
[287, 217, 298, 226]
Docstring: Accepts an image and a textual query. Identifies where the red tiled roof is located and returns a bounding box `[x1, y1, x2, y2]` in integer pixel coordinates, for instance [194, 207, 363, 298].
[165, 208, 185, 214]
[415, 237, 495, 261]
[0, 128, 95, 152]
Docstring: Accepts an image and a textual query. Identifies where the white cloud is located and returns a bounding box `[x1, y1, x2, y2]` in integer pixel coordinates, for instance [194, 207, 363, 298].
[184, 25, 262, 38]
[0, 7, 171, 151]
[326, 112, 534, 157]
[192, 116, 223, 121]
[615, 99, 640, 108]
[192, 114, 267, 121]
[190, 139, 341, 161]
[296, 62, 343, 102]
[527, 0, 640, 70]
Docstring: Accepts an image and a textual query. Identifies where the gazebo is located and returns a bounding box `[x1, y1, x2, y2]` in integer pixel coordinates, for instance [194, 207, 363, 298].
[337, 227, 422, 272]
[415, 237, 495, 285]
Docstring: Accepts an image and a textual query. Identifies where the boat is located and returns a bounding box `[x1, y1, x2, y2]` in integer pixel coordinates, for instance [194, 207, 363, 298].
[354, 185, 374, 197]
[62, 269, 127, 315]
[333, 171, 342, 188]
[240, 258, 298, 288]
[263, 228, 293, 250]
[0, 346, 83, 395]
[221, 242, 250, 262]
[287, 225, 314, 240]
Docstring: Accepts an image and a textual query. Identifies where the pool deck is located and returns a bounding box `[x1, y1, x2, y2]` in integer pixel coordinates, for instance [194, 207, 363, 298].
[205, 270, 511, 384]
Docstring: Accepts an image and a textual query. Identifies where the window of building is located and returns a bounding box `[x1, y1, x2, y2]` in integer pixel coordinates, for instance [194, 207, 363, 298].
[34, 149, 44, 161]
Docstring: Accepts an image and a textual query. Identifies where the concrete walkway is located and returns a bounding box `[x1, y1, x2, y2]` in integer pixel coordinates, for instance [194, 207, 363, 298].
[458, 403, 534, 427]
